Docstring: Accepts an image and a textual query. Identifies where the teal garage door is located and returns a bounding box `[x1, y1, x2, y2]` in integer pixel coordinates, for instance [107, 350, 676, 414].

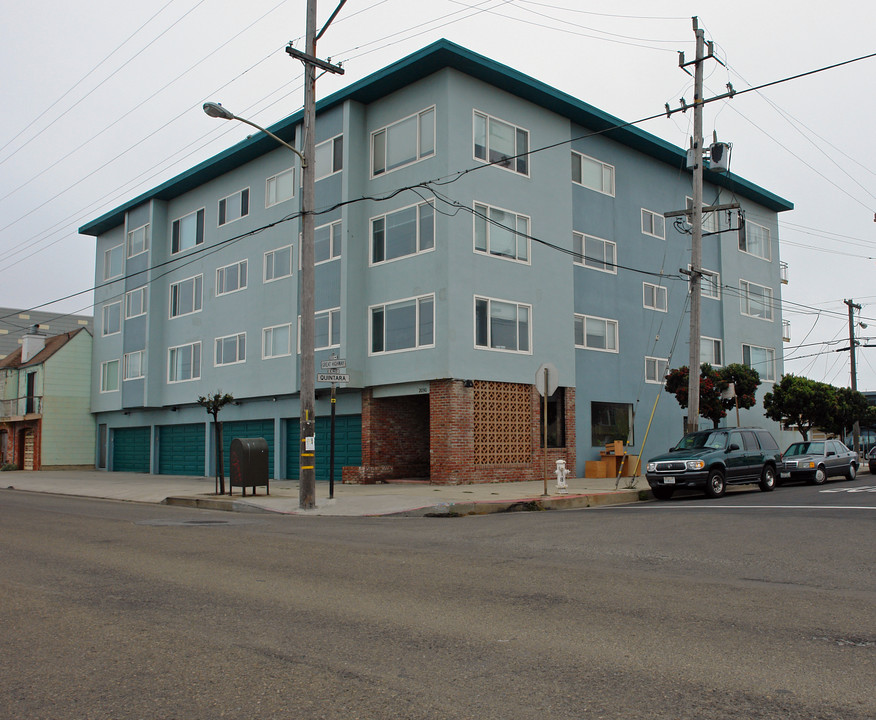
[286, 415, 362, 481]
[221, 420, 275, 478]
[112, 427, 150, 473]
[158, 423, 205, 476]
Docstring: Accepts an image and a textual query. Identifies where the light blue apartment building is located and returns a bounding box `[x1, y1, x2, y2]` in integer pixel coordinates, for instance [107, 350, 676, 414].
[80, 40, 793, 482]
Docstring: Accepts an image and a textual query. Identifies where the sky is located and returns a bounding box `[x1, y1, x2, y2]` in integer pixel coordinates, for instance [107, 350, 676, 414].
[1, 0, 874, 388]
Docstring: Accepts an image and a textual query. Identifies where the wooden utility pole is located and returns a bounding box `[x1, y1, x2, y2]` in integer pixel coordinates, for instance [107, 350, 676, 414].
[845, 298, 862, 454]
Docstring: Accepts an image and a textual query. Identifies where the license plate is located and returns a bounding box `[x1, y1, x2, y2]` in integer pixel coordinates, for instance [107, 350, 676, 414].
[780, 472, 790, 479]
[663, 477, 676, 484]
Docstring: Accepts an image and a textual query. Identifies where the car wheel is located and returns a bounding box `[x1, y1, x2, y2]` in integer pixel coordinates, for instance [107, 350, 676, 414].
[651, 486, 675, 501]
[869, 462, 876, 475]
[846, 463, 857, 481]
[759, 465, 776, 492]
[704, 469, 726, 498]
[811, 465, 827, 485]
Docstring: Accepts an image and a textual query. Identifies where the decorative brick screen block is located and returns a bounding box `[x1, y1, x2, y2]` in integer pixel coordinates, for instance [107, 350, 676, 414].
[473, 381, 530, 464]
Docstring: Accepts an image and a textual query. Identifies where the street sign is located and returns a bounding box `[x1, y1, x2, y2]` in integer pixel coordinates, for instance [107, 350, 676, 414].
[317, 373, 349, 383]
[321, 358, 346, 369]
[535, 362, 559, 396]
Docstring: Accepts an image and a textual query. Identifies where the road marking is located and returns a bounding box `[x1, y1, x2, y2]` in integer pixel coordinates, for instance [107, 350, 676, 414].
[820, 485, 876, 493]
[608, 505, 876, 510]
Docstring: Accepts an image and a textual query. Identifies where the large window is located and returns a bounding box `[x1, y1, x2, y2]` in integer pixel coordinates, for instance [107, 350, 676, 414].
[645, 356, 668, 384]
[300, 309, 341, 351]
[264, 245, 293, 282]
[215, 332, 246, 366]
[371, 295, 434, 354]
[371, 202, 435, 264]
[474, 297, 531, 353]
[100, 359, 119, 393]
[743, 344, 776, 382]
[372, 108, 435, 176]
[741, 220, 771, 260]
[169, 275, 203, 318]
[686, 197, 718, 233]
[266, 167, 295, 207]
[643, 283, 668, 312]
[124, 350, 145, 380]
[572, 151, 615, 196]
[591, 401, 633, 446]
[641, 209, 665, 239]
[263, 323, 292, 359]
[740, 279, 774, 321]
[104, 244, 123, 280]
[127, 224, 149, 258]
[701, 336, 723, 366]
[172, 209, 205, 254]
[168, 342, 201, 383]
[575, 314, 618, 352]
[218, 189, 249, 226]
[573, 232, 616, 274]
[126, 286, 147, 319]
[540, 388, 565, 448]
[315, 220, 342, 264]
[474, 203, 529, 262]
[102, 302, 121, 336]
[216, 260, 247, 296]
[315, 135, 344, 180]
[473, 111, 529, 175]
[700, 268, 720, 300]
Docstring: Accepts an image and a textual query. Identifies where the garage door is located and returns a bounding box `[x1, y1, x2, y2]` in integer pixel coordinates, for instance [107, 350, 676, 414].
[158, 423, 205, 476]
[286, 415, 361, 481]
[221, 420, 275, 478]
[113, 427, 151, 473]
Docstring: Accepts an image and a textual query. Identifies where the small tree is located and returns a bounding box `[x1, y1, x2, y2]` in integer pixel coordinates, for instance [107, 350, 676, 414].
[820, 386, 873, 440]
[763, 374, 834, 440]
[197, 391, 234, 494]
[664, 363, 729, 428]
[719, 363, 761, 424]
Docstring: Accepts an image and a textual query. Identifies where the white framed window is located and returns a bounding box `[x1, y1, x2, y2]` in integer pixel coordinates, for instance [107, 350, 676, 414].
[125, 286, 147, 319]
[474, 203, 529, 263]
[740, 279, 773, 321]
[372, 107, 434, 177]
[169, 275, 203, 318]
[700, 268, 720, 300]
[645, 356, 668, 384]
[643, 282, 668, 312]
[123, 350, 145, 380]
[574, 314, 618, 353]
[701, 336, 723, 366]
[100, 359, 120, 393]
[263, 323, 292, 359]
[299, 309, 341, 352]
[641, 209, 665, 239]
[216, 259, 247, 296]
[266, 167, 295, 207]
[473, 110, 529, 176]
[371, 202, 434, 265]
[474, 296, 531, 354]
[315, 135, 344, 180]
[264, 245, 293, 282]
[371, 295, 435, 354]
[171, 209, 205, 254]
[215, 332, 246, 366]
[218, 188, 250, 226]
[104, 244, 124, 280]
[740, 220, 771, 261]
[102, 302, 121, 336]
[127, 224, 149, 258]
[573, 231, 616, 274]
[743, 343, 776, 382]
[572, 151, 615, 196]
[312, 220, 342, 265]
[168, 342, 201, 383]
[686, 197, 718, 233]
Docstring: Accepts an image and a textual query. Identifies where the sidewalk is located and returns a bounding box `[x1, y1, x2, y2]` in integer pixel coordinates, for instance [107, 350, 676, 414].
[1, 469, 652, 517]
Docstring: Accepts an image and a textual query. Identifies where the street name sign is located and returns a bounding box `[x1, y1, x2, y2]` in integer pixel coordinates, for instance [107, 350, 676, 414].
[317, 372, 350, 383]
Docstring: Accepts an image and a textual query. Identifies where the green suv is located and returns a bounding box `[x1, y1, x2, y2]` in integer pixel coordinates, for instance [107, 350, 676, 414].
[645, 428, 782, 500]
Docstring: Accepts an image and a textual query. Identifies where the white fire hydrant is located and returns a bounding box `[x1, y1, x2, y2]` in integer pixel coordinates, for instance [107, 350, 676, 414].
[555, 459, 570, 494]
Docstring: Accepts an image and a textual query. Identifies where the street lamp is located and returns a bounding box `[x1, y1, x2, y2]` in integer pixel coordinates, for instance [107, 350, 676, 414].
[203, 100, 315, 509]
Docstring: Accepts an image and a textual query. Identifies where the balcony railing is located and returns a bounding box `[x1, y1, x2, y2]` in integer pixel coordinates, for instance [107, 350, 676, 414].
[783, 319, 791, 343]
[0, 395, 43, 419]
[780, 261, 789, 285]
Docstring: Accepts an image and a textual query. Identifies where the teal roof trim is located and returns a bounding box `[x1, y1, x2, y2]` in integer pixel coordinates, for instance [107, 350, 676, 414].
[80, 39, 791, 237]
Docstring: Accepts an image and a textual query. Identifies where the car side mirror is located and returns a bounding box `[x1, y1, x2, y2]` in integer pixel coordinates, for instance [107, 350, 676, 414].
[727, 443, 740, 452]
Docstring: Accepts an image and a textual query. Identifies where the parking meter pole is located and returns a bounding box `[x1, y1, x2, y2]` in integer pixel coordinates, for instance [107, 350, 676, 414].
[330, 383, 337, 499]
[543, 367, 549, 497]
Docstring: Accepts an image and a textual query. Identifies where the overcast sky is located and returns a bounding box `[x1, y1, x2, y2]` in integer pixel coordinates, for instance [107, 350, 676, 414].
[1, 0, 874, 389]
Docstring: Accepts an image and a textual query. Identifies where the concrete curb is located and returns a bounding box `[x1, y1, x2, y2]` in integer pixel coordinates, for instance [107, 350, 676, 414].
[163, 496, 277, 514]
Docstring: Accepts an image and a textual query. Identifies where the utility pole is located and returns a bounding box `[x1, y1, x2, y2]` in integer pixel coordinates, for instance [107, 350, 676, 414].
[845, 298, 862, 454]
[286, 0, 345, 509]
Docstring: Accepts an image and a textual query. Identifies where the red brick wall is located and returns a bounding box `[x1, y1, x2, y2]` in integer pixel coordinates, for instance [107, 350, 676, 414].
[0, 420, 42, 471]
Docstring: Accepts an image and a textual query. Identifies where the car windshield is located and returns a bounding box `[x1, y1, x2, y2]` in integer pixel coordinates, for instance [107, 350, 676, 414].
[674, 432, 726, 451]
[784, 442, 824, 457]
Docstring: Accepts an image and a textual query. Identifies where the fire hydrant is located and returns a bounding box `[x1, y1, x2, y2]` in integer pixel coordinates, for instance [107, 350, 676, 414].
[555, 459, 570, 494]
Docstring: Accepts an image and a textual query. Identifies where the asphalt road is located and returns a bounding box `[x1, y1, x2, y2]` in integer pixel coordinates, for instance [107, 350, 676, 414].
[1, 483, 873, 720]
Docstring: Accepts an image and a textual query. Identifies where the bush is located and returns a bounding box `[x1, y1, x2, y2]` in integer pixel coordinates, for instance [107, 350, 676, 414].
[1, 463, 18, 471]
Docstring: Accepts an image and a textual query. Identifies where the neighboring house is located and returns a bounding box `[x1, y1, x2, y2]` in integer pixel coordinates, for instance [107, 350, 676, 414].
[0, 307, 93, 361]
[78, 39, 792, 482]
[0, 327, 95, 470]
